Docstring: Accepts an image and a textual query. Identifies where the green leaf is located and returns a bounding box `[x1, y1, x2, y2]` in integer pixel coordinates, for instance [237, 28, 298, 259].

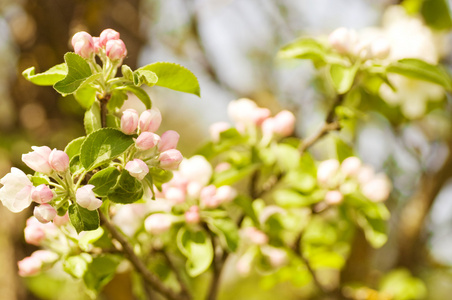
[79, 227, 104, 251]
[116, 85, 151, 109]
[89, 167, 121, 197]
[121, 65, 134, 81]
[335, 138, 354, 163]
[64, 136, 86, 160]
[274, 144, 301, 172]
[22, 63, 68, 86]
[63, 254, 91, 278]
[387, 58, 452, 90]
[69, 155, 84, 174]
[212, 165, 257, 186]
[80, 128, 134, 171]
[74, 85, 97, 109]
[177, 228, 213, 277]
[83, 255, 121, 292]
[283, 171, 316, 194]
[54, 52, 93, 95]
[107, 171, 143, 204]
[234, 195, 259, 225]
[68, 203, 100, 233]
[207, 218, 239, 252]
[273, 189, 321, 207]
[147, 167, 174, 190]
[379, 269, 427, 300]
[421, 0, 452, 30]
[107, 89, 128, 111]
[106, 114, 121, 129]
[278, 38, 327, 63]
[139, 62, 200, 97]
[357, 213, 387, 248]
[329, 63, 358, 94]
[84, 101, 101, 135]
[133, 69, 158, 86]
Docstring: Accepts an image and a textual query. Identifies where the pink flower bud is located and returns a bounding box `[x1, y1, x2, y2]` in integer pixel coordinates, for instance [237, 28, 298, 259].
[99, 28, 120, 46]
[272, 110, 296, 137]
[18, 256, 42, 277]
[48, 149, 69, 173]
[158, 130, 180, 152]
[215, 185, 237, 203]
[33, 204, 57, 223]
[92, 37, 101, 53]
[186, 181, 202, 199]
[200, 185, 221, 208]
[139, 108, 162, 133]
[121, 109, 139, 134]
[106, 39, 127, 61]
[324, 190, 344, 205]
[31, 184, 54, 204]
[185, 206, 200, 224]
[357, 165, 375, 184]
[76, 185, 102, 210]
[125, 159, 149, 180]
[261, 117, 276, 137]
[24, 217, 57, 246]
[165, 187, 186, 204]
[209, 122, 231, 142]
[228, 98, 269, 127]
[144, 213, 172, 234]
[31, 250, 58, 264]
[22, 146, 52, 174]
[53, 213, 69, 226]
[136, 132, 160, 150]
[71, 31, 94, 59]
[317, 159, 340, 185]
[328, 27, 357, 54]
[159, 149, 183, 170]
[361, 174, 391, 202]
[340, 156, 362, 177]
[242, 227, 268, 245]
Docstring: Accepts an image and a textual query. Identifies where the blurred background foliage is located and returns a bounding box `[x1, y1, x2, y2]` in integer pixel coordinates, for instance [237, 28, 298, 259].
[1, 0, 452, 299]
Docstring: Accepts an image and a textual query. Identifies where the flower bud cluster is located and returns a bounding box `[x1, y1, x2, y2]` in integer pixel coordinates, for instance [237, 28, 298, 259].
[317, 156, 392, 204]
[120, 108, 184, 181]
[71, 28, 127, 61]
[328, 27, 391, 60]
[210, 98, 296, 142]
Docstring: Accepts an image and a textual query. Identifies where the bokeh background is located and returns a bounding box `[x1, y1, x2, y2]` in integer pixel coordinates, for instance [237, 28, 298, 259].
[1, 0, 452, 299]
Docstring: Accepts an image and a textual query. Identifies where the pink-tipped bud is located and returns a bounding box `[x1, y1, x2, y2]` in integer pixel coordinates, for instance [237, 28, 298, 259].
[106, 39, 127, 61]
[92, 37, 101, 53]
[33, 204, 57, 223]
[76, 185, 102, 210]
[324, 190, 344, 205]
[22, 146, 52, 174]
[165, 187, 186, 204]
[121, 109, 139, 135]
[272, 110, 296, 137]
[48, 149, 69, 173]
[71, 31, 95, 59]
[139, 108, 162, 133]
[340, 157, 362, 177]
[136, 132, 160, 150]
[31, 184, 54, 204]
[159, 149, 183, 170]
[317, 159, 340, 185]
[243, 227, 268, 245]
[185, 206, 200, 224]
[209, 122, 231, 142]
[215, 185, 237, 203]
[18, 256, 42, 277]
[144, 213, 172, 234]
[99, 28, 120, 46]
[158, 130, 180, 152]
[125, 159, 149, 180]
[328, 27, 357, 55]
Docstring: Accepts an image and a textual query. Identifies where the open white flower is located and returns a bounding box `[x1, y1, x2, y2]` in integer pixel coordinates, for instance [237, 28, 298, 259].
[0, 167, 34, 213]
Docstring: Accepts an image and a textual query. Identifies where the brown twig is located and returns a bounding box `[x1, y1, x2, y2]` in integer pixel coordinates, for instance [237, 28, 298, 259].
[99, 212, 188, 300]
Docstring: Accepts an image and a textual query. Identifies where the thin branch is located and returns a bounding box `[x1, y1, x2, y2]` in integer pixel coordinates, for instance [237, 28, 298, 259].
[160, 250, 191, 298]
[99, 212, 188, 300]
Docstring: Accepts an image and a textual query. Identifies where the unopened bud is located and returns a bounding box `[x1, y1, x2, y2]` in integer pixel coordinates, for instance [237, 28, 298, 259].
[121, 109, 139, 135]
[33, 204, 57, 223]
[209, 122, 231, 142]
[106, 39, 127, 61]
[317, 159, 340, 185]
[49, 149, 69, 173]
[158, 130, 180, 152]
[125, 159, 149, 180]
[215, 185, 237, 203]
[340, 156, 362, 177]
[144, 213, 172, 234]
[76, 185, 102, 210]
[99, 29, 120, 46]
[328, 27, 357, 54]
[370, 38, 390, 60]
[185, 206, 200, 224]
[71, 31, 94, 59]
[31, 184, 54, 204]
[243, 227, 268, 245]
[271, 110, 296, 137]
[22, 146, 52, 174]
[324, 190, 343, 205]
[139, 108, 162, 133]
[159, 149, 183, 170]
[165, 187, 186, 204]
[18, 256, 42, 277]
[361, 174, 391, 202]
[136, 132, 160, 150]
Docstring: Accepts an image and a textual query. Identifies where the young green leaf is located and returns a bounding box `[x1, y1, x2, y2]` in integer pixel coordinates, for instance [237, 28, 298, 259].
[121, 65, 134, 81]
[329, 63, 358, 94]
[74, 85, 97, 110]
[83, 255, 121, 292]
[22, 63, 68, 86]
[107, 171, 144, 204]
[116, 86, 151, 109]
[78, 227, 104, 251]
[84, 101, 101, 135]
[139, 62, 200, 97]
[80, 128, 134, 171]
[207, 218, 239, 252]
[63, 254, 91, 278]
[89, 167, 121, 197]
[177, 228, 213, 277]
[277, 38, 327, 63]
[54, 52, 93, 95]
[68, 203, 100, 233]
[386, 58, 452, 90]
[133, 69, 158, 86]
[64, 136, 86, 160]
[107, 89, 128, 111]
